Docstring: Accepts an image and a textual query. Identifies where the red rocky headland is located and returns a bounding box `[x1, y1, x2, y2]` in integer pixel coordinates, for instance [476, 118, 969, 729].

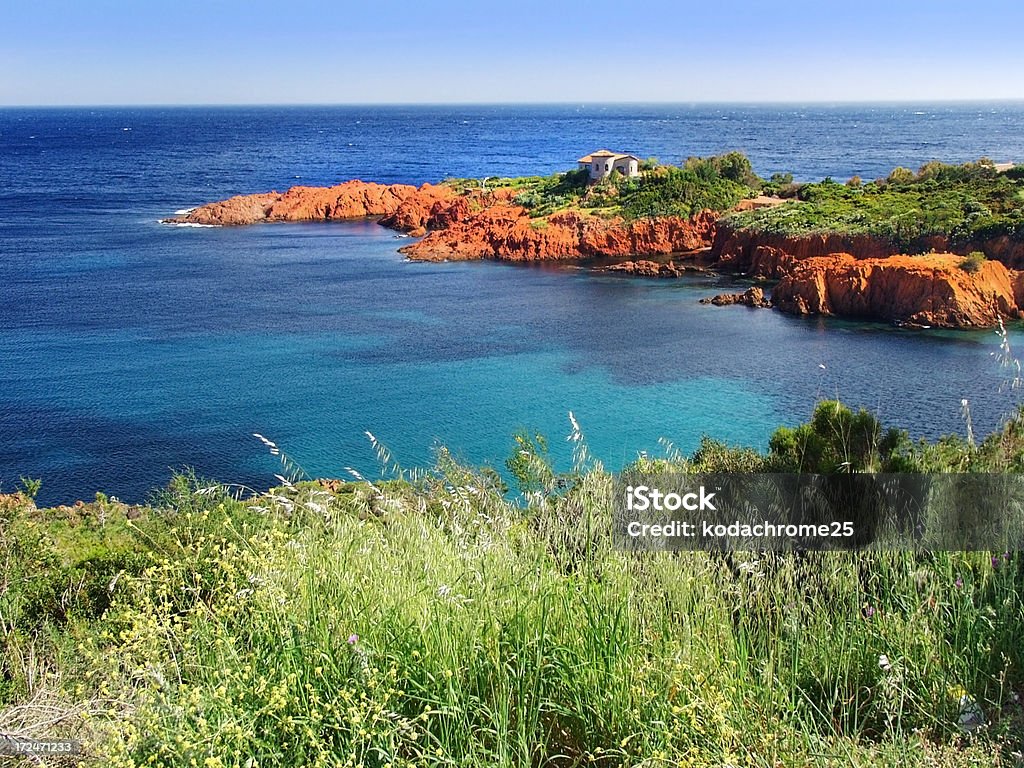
[165, 180, 1024, 328]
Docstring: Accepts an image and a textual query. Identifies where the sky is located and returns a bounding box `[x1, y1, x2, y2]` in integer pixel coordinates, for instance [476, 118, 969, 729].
[2, 0, 1023, 105]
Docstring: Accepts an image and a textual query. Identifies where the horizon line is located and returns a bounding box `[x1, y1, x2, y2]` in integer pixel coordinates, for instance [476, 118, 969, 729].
[3, 98, 1024, 109]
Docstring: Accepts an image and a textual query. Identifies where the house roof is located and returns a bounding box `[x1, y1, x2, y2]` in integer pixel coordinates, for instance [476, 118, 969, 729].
[577, 150, 641, 163]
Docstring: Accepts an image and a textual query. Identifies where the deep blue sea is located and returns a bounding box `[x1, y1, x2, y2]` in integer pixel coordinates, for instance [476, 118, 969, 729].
[3, 103, 1024, 506]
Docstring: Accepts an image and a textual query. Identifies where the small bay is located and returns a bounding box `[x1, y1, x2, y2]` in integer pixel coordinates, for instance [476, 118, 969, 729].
[2, 104, 1023, 505]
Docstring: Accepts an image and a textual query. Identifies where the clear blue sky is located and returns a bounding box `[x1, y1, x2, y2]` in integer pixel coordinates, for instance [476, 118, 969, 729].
[3, 0, 1023, 105]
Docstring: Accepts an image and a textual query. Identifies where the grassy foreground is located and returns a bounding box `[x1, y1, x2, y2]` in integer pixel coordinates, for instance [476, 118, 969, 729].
[2, 404, 1024, 767]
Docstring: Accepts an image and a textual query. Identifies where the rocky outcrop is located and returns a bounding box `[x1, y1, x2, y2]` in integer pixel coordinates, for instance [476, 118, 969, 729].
[165, 181, 717, 262]
[705, 219, 1024, 326]
[379, 193, 470, 237]
[169, 192, 282, 227]
[600, 260, 709, 277]
[700, 286, 772, 308]
[399, 208, 717, 262]
[771, 253, 1022, 328]
[163, 181, 461, 228]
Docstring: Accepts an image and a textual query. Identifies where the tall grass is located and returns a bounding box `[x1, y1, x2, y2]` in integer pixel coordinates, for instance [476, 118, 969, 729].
[3, 452, 1021, 766]
[2, 409, 1024, 766]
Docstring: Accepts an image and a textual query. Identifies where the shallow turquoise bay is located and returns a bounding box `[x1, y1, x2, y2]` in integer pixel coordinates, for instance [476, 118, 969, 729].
[2, 105, 1023, 504]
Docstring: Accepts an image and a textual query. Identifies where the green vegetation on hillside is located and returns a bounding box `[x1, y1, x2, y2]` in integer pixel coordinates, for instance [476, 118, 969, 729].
[444, 152, 763, 221]
[2, 402, 1024, 766]
[726, 159, 1024, 251]
[444, 158, 1024, 251]
[615, 153, 760, 220]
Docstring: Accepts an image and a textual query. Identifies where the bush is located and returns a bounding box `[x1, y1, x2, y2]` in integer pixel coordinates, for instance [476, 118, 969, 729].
[510, 170, 590, 217]
[888, 167, 916, 185]
[17, 476, 42, 500]
[959, 251, 987, 273]
[767, 400, 912, 473]
[763, 172, 801, 198]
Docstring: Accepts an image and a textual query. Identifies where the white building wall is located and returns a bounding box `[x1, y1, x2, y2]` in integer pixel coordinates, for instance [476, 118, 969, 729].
[590, 157, 615, 180]
[612, 158, 639, 177]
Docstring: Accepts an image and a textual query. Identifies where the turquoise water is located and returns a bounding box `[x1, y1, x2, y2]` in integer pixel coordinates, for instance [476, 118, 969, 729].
[2, 105, 1023, 504]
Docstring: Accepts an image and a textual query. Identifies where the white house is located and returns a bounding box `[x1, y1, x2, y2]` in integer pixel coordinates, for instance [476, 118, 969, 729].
[577, 150, 641, 181]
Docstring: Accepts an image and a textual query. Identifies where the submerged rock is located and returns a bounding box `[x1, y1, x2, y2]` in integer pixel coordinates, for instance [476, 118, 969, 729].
[600, 259, 708, 277]
[700, 286, 772, 308]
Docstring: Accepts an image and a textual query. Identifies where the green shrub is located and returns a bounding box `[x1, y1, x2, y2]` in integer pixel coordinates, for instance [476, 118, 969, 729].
[888, 166, 916, 185]
[619, 154, 761, 220]
[767, 400, 913, 473]
[511, 170, 590, 217]
[959, 251, 987, 273]
[689, 435, 765, 472]
[686, 150, 760, 186]
[16, 476, 42, 500]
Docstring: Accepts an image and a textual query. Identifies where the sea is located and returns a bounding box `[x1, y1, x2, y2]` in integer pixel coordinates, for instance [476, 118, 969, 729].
[2, 103, 1024, 506]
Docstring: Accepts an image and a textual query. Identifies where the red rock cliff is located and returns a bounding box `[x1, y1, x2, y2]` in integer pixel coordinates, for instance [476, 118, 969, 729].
[165, 181, 461, 229]
[712, 223, 905, 272]
[398, 207, 717, 262]
[771, 253, 1023, 328]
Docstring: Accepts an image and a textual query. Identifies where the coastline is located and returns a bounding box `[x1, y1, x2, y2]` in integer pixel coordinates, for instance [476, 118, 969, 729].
[164, 164, 1024, 330]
